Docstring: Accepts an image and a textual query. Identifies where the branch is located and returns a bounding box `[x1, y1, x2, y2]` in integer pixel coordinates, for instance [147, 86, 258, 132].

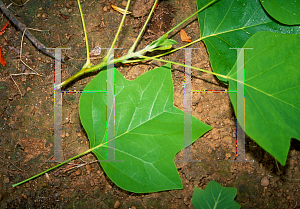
[0, 0, 64, 61]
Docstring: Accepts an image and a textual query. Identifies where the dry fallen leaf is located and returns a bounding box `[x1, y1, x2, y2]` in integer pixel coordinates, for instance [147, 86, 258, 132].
[180, 29, 191, 43]
[0, 46, 7, 66]
[111, 4, 131, 15]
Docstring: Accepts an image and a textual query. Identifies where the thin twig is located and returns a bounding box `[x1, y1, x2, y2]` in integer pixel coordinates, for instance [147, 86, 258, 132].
[9, 75, 22, 96]
[275, 160, 300, 181]
[53, 160, 98, 176]
[9, 72, 41, 76]
[0, 155, 23, 171]
[19, 28, 43, 76]
[9, 0, 30, 7]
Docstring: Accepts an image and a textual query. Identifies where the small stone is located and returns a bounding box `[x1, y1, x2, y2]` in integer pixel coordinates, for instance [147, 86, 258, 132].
[61, 133, 65, 138]
[121, 1, 127, 7]
[225, 153, 231, 158]
[131, 206, 136, 209]
[77, 132, 82, 137]
[3, 177, 9, 184]
[22, 194, 27, 199]
[39, 7, 43, 10]
[26, 87, 32, 92]
[75, 169, 81, 175]
[38, 57, 41, 61]
[287, 196, 291, 200]
[37, 13, 41, 18]
[46, 60, 51, 64]
[114, 200, 120, 208]
[68, 8, 72, 13]
[261, 177, 269, 187]
[68, 1, 73, 6]
[42, 13, 46, 18]
[65, 3, 70, 8]
[53, 192, 61, 199]
[103, 6, 108, 12]
[65, 133, 69, 137]
[86, 164, 92, 173]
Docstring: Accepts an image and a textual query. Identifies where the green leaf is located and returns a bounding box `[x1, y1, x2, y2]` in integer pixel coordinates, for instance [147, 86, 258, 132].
[159, 39, 178, 46]
[260, 0, 300, 25]
[79, 63, 212, 193]
[228, 32, 300, 165]
[149, 34, 168, 47]
[148, 39, 178, 52]
[196, 0, 300, 83]
[192, 181, 241, 209]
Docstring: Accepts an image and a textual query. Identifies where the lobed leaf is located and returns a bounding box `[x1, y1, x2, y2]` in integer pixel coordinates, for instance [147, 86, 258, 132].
[79, 64, 212, 193]
[228, 32, 300, 165]
[196, 0, 300, 83]
[192, 181, 241, 209]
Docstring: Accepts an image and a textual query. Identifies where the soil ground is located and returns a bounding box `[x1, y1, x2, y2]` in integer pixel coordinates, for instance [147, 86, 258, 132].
[0, 0, 300, 208]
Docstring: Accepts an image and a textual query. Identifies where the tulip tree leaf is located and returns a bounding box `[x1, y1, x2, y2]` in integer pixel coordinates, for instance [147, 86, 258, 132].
[196, 0, 300, 83]
[192, 181, 241, 209]
[79, 63, 212, 193]
[260, 0, 300, 25]
[228, 32, 300, 165]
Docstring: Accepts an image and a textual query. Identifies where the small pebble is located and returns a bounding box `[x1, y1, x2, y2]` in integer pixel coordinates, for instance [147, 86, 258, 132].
[261, 177, 269, 187]
[65, 3, 70, 8]
[75, 169, 81, 175]
[225, 153, 231, 158]
[114, 200, 120, 208]
[22, 194, 27, 199]
[121, 1, 127, 7]
[68, 8, 72, 13]
[39, 7, 43, 10]
[61, 133, 66, 138]
[42, 13, 46, 18]
[77, 132, 82, 137]
[287, 196, 291, 200]
[103, 6, 108, 12]
[68, 1, 73, 6]
[3, 177, 9, 184]
[65, 133, 69, 137]
[38, 57, 41, 61]
[27, 87, 32, 92]
[131, 206, 136, 209]
[86, 164, 92, 172]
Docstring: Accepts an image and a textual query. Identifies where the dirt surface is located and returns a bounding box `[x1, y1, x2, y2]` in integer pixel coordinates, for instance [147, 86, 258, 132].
[0, 0, 300, 208]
